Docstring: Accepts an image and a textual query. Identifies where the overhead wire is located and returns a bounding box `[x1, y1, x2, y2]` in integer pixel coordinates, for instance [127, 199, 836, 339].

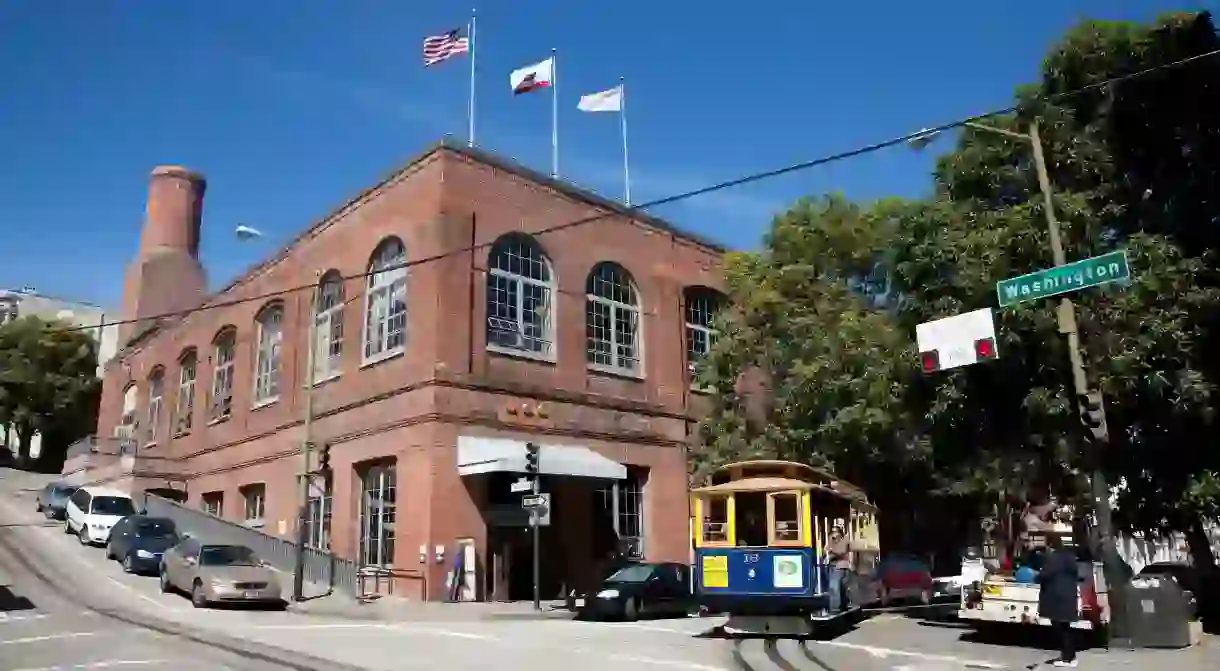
[36, 46, 1220, 337]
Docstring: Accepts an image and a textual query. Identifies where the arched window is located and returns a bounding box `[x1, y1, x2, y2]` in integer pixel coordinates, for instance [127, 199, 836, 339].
[147, 368, 165, 443]
[210, 328, 236, 422]
[585, 262, 642, 375]
[253, 304, 284, 405]
[363, 238, 408, 362]
[684, 287, 723, 384]
[175, 349, 197, 435]
[486, 234, 555, 357]
[313, 271, 345, 382]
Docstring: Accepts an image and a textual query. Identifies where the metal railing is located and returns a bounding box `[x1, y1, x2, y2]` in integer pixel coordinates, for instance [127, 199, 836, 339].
[356, 566, 427, 602]
[141, 493, 359, 597]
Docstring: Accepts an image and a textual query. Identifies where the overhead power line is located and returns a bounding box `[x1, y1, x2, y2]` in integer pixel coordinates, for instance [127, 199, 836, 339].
[37, 47, 1220, 337]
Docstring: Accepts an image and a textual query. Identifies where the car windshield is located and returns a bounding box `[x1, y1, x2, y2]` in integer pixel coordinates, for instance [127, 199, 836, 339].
[91, 496, 136, 516]
[135, 519, 177, 538]
[607, 565, 656, 583]
[199, 545, 261, 567]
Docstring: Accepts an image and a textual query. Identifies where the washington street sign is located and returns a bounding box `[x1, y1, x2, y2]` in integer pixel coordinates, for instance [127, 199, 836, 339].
[996, 250, 1130, 308]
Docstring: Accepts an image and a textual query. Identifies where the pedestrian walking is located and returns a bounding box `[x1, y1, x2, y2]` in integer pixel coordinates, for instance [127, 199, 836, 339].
[1037, 534, 1082, 667]
[826, 522, 852, 614]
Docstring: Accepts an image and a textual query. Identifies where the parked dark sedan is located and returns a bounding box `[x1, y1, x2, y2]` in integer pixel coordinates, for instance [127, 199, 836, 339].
[580, 562, 692, 621]
[35, 482, 78, 520]
[105, 515, 180, 574]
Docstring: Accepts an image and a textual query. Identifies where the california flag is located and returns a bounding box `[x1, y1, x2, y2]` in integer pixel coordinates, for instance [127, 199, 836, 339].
[510, 57, 554, 95]
[577, 85, 623, 113]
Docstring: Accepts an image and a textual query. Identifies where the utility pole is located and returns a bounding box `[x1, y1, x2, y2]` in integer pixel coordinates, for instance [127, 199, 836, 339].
[525, 442, 541, 611]
[1029, 121, 1130, 645]
[293, 275, 320, 602]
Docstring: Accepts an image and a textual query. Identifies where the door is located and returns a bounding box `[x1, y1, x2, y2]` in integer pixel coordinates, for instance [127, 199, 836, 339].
[67, 490, 90, 531]
[110, 517, 131, 555]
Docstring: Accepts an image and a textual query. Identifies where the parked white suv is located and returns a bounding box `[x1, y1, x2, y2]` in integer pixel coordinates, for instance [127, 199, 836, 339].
[65, 486, 137, 546]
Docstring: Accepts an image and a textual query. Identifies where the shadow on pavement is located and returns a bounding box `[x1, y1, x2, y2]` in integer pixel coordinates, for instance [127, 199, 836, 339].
[0, 584, 36, 612]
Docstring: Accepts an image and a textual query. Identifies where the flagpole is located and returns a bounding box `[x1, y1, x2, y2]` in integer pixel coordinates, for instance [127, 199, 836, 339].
[467, 9, 477, 147]
[551, 48, 559, 178]
[620, 77, 631, 207]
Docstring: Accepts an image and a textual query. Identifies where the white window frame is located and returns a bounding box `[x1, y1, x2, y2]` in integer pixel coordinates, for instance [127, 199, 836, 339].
[313, 274, 345, 383]
[358, 463, 397, 568]
[210, 331, 236, 422]
[147, 371, 164, 443]
[362, 239, 408, 365]
[306, 475, 333, 550]
[175, 352, 196, 434]
[685, 289, 721, 389]
[253, 306, 283, 406]
[585, 263, 643, 376]
[486, 235, 555, 360]
[202, 492, 223, 517]
[241, 483, 266, 529]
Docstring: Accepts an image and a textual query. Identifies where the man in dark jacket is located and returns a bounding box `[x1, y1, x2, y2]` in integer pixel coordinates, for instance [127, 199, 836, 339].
[1037, 534, 1082, 667]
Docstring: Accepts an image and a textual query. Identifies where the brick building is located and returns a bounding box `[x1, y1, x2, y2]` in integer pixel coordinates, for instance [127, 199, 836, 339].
[77, 139, 726, 601]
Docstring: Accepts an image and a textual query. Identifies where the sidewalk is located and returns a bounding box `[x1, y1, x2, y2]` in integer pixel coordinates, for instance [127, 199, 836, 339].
[288, 594, 579, 622]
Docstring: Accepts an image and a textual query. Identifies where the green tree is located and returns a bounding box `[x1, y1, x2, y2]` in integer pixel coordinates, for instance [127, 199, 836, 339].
[0, 316, 101, 469]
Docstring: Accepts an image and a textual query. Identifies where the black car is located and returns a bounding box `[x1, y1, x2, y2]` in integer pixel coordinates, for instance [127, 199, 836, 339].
[35, 482, 79, 520]
[105, 515, 180, 574]
[580, 562, 692, 621]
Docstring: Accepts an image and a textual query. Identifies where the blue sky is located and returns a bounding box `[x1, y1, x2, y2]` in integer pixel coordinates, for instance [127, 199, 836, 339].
[0, 0, 1194, 309]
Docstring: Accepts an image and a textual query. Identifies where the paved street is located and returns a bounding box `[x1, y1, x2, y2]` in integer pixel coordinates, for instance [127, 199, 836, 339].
[2, 468, 1216, 670]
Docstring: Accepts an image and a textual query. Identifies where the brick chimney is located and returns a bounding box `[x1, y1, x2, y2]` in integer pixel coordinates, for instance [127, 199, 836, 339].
[119, 166, 207, 345]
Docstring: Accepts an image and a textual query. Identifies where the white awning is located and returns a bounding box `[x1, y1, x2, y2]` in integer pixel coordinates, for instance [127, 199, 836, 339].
[456, 436, 627, 480]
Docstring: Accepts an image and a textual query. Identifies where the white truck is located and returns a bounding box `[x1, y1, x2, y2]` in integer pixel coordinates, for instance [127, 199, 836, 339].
[958, 523, 1112, 632]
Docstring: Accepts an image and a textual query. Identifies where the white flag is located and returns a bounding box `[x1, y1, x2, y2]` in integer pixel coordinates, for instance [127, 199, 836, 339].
[577, 85, 623, 113]
[510, 57, 554, 95]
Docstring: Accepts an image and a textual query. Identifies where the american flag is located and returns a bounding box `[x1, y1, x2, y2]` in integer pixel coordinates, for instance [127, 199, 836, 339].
[423, 29, 469, 67]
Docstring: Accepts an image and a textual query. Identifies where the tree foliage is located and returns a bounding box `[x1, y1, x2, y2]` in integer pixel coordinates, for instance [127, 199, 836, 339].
[697, 11, 1220, 546]
[0, 316, 101, 468]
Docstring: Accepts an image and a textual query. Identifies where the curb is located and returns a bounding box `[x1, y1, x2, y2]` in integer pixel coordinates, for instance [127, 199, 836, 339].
[0, 509, 370, 671]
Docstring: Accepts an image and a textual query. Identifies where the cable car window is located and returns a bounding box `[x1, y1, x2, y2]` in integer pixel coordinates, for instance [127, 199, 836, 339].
[702, 496, 729, 543]
[770, 492, 801, 542]
[735, 492, 768, 547]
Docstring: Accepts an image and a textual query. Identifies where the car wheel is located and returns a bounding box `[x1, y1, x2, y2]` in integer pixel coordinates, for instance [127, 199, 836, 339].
[623, 597, 639, 622]
[78, 526, 90, 546]
[105, 543, 115, 560]
[63, 519, 72, 534]
[122, 554, 135, 574]
[191, 581, 208, 609]
[159, 570, 172, 594]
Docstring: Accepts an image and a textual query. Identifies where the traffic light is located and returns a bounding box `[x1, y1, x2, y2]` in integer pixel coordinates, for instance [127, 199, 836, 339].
[318, 443, 332, 474]
[1077, 391, 1108, 442]
[974, 337, 997, 360]
[920, 350, 940, 373]
[525, 442, 540, 477]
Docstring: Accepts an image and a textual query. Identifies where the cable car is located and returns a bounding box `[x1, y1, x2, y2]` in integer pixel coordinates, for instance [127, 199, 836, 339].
[690, 460, 880, 637]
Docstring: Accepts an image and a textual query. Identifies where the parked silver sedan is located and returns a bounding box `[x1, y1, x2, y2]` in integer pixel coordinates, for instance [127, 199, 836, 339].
[159, 537, 285, 609]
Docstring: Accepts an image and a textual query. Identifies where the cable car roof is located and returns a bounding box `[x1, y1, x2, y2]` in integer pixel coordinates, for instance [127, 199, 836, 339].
[703, 459, 872, 505]
[691, 477, 815, 494]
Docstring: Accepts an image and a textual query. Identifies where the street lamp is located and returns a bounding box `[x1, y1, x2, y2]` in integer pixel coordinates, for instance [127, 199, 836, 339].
[911, 119, 1131, 644]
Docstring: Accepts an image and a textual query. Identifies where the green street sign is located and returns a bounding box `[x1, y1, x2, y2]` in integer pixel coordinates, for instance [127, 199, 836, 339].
[996, 250, 1131, 308]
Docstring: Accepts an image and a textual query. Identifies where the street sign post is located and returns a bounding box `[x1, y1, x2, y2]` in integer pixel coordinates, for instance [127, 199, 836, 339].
[915, 307, 999, 373]
[996, 250, 1130, 308]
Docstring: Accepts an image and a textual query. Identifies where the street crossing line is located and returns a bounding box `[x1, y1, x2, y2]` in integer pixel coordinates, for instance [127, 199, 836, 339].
[10, 660, 166, 671]
[815, 640, 1008, 669]
[0, 612, 50, 624]
[0, 631, 98, 646]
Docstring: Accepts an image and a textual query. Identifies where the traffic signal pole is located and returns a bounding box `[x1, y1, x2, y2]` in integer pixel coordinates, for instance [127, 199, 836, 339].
[526, 442, 541, 611]
[1030, 121, 1130, 645]
[293, 276, 320, 603]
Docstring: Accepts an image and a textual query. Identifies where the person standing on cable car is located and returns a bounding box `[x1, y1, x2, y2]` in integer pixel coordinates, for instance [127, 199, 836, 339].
[826, 522, 852, 613]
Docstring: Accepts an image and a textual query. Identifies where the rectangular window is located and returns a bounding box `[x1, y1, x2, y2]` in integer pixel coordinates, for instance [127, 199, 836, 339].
[176, 357, 196, 433]
[241, 484, 266, 528]
[596, 468, 646, 557]
[254, 309, 283, 404]
[147, 376, 163, 443]
[305, 475, 333, 549]
[313, 281, 345, 382]
[358, 463, 396, 567]
[768, 492, 803, 544]
[202, 492, 223, 517]
[701, 496, 730, 544]
[210, 336, 235, 421]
